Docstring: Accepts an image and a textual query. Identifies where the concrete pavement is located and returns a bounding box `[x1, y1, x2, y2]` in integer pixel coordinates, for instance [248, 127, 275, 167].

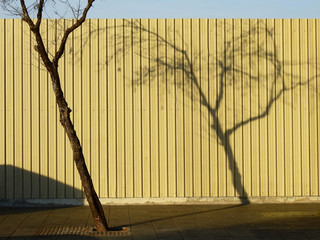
[0, 203, 320, 239]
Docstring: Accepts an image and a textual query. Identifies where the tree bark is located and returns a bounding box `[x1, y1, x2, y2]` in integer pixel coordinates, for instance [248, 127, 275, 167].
[49, 67, 109, 232]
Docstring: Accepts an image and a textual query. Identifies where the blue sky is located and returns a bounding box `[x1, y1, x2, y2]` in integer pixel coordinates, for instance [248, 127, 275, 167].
[0, 0, 319, 18]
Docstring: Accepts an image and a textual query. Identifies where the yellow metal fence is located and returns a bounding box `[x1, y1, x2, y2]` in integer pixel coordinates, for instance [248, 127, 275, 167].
[0, 19, 319, 199]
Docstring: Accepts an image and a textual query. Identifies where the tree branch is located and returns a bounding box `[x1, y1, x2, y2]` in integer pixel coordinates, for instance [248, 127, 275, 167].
[18, 0, 52, 72]
[53, 0, 95, 66]
[35, 0, 45, 29]
[20, 0, 35, 27]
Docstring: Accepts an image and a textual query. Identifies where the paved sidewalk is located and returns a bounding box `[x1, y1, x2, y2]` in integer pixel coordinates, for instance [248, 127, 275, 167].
[0, 203, 320, 239]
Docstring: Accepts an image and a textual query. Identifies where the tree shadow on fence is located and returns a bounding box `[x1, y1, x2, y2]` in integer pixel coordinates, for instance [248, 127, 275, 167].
[72, 19, 319, 202]
[118, 19, 318, 203]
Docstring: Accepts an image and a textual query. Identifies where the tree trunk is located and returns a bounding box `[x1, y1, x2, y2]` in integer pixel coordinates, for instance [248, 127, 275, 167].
[49, 67, 109, 232]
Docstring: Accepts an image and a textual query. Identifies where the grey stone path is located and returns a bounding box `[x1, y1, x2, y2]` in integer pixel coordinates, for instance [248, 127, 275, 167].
[0, 203, 320, 239]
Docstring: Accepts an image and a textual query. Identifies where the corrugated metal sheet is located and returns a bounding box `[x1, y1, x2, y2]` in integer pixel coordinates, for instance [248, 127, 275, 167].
[0, 19, 319, 199]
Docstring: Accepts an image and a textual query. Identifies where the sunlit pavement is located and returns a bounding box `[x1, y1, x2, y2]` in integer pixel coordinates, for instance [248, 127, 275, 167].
[0, 203, 320, 239]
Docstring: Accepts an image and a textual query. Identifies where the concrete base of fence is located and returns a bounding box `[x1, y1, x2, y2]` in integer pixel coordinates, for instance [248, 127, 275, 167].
[1, 197, 320, 207]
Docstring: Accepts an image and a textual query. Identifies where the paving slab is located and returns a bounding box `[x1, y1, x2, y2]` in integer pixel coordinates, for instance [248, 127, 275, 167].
[0, 203, 319, 239]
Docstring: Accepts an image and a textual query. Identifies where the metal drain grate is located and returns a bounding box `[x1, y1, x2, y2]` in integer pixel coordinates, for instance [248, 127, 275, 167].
[39, 226, 130, 237]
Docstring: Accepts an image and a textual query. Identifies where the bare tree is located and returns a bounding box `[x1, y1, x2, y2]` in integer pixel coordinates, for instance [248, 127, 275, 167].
[0, 0, 109, 232]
